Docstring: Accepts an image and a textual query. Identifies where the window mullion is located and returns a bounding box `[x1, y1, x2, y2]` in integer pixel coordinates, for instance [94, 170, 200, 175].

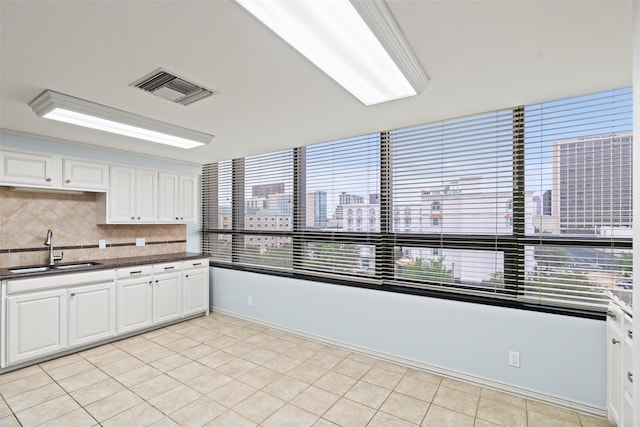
[232, 158, 245, 264]
[508, 106, 525, 297]
[378, 131, 393, 281]
[293, 147, 306, 269]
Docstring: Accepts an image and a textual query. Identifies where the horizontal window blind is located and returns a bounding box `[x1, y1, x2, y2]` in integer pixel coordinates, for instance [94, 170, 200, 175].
[524, 87, 633, 309]
[295, 134, 381, 280]
[202, 86, 632, 314]
[241, 150, 293, 270]
[303, 134, 380, 232]
[202, 160, 232, 263]
[389, 110, 515, 296]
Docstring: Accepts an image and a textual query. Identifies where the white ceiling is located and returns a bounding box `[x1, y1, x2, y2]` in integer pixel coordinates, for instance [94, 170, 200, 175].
[0, 0, 632, 165]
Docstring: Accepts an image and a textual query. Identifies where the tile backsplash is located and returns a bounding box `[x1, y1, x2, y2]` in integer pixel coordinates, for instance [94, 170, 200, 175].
[0, 187, 187, 268]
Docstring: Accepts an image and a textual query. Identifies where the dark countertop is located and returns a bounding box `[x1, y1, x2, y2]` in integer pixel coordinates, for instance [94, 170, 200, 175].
[0, 252, 210, 281]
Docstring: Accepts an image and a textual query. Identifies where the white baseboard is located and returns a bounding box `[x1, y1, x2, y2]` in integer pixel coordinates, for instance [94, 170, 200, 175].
[211, 307, 606, 418]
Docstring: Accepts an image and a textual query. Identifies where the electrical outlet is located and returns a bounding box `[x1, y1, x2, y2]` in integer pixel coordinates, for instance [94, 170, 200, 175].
[509, 351, 520, 367]
[136, 238, 145, 247]
[247, 297, 253, 306]
[98, 240, 106, 249]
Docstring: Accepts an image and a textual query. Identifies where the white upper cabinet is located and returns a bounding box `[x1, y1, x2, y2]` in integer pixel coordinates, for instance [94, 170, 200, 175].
[0, 150, 109, 191]
[100, 165, 158, 224]
[1, 149, 197, 225]
[135, 168, 159, 222]
[179, 175, 197, 223]
[62, 159, 108, 190]
[0, 151, 57, 187]
[158, 172, 197, 224]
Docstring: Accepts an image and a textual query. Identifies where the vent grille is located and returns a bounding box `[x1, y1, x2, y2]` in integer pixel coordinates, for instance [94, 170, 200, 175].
[131, 69, 216, 106]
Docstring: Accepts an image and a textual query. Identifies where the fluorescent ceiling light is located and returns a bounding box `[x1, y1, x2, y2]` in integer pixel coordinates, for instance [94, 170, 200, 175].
[234, 0, 428, 106]
[29, 90, 214, 149]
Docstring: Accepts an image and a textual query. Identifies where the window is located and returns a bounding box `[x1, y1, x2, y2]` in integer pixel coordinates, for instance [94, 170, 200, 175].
[301, 134, 380, 277]
[524, 87, 633, 308]
[203, 87, 632, 314]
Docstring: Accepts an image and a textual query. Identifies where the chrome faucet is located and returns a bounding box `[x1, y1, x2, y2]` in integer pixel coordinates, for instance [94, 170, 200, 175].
[44, 229, 63, 267]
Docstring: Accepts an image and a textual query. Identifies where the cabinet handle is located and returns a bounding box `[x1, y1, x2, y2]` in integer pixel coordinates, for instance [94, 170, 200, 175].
[155, 280, 158, 283]
[131, 216, 135, 220]
[175, 217, 179, 220]
[180, 217, 183, 220]
[149, 281, 152, 284]
[130, 270, 142, 275]
[612, 338, 621, 344]
[65, 179, 71, 183]
[628, 330, 633, 339]
[193, 262, 202, 266]
[70, 293, 76, 297]
[628, 372, 633, 383]
[606, 311, 617, 320]
[186, 274, 189, 278]
[137, 216, 141, 220]
[46, 177, 52, 182]
[164, 266, 174, 270]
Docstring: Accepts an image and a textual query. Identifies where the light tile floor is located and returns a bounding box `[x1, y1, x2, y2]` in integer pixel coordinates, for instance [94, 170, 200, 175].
[0, 312, 612, 427]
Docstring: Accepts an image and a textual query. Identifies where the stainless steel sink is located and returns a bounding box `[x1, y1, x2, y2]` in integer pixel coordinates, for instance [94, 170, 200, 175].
[8, 261, 102, 273]
[8, 266, 50, 273]
[55, 262, 102, 270]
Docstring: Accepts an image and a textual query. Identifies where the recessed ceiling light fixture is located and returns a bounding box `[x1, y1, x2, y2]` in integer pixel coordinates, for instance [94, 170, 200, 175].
[234, 0, 428, 106]
[29, 90, 214, 149]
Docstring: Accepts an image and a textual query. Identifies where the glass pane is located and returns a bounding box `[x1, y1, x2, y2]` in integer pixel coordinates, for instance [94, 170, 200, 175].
[240, 235, 292, 269]
[303, 242, 375, 277]
[243, 150, 293, 231]
[205, 233, 231, 263]
[394, 246, 505, 290]
[391, 110, 513, 235]
[305, 135, 380, 232]
[525, 88, 633, 237]
[523, 245, 632, 308]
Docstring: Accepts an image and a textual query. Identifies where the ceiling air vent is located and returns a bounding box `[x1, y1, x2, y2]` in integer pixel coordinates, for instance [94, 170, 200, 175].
[131, 69, 217, 106]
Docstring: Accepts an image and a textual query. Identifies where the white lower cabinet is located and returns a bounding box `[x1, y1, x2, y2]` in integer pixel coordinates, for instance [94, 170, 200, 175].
[607, 301, 633, 426]
[153, 263, 183, 324]
[2, 258, 208, 370]
[117, 274, 153, 335]
[183, 260, 209, 317]
[69, 282, 116, 347]
[7, 289, 67, 365]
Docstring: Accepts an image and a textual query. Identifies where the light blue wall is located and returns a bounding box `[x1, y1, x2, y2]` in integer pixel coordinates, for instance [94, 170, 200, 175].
[211, 267, 607, 411]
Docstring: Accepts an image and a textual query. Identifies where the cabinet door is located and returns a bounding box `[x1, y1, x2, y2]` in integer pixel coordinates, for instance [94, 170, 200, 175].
[117, 277, 153, 334]
[183, 268, 209, 316]
[69, 282, 116, 348]
[0, 151, 56, 187]
[153, 272, 182, 324]
[607, 305, 624, 425]
[157, 172, 179, 223]
[62, 159, 108, 190]
[110, 166, 136, 222]
[135, 168, 158, 222]
[7, 289, 67, 365]
[179, 175, 198, 223]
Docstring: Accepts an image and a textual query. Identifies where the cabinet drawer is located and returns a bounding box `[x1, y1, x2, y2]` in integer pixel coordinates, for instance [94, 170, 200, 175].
[153, 262, 182, 274]
[182, 259, 208, 270]
[6, 270, 115, 294]
[116, 265, 152, 279]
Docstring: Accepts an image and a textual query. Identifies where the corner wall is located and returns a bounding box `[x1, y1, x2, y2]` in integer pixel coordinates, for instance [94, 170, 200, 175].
[211, 267, 606, 414]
